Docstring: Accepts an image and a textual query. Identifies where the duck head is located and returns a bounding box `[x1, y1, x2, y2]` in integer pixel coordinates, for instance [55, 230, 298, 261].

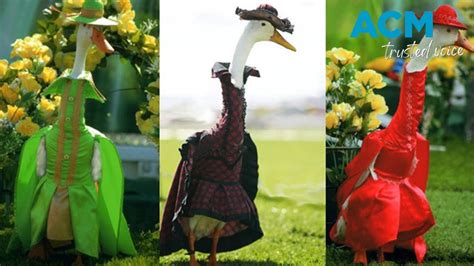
[432, 4, 474, 52]
[76, 24, 115, 54]
[236, 4, 296, 52]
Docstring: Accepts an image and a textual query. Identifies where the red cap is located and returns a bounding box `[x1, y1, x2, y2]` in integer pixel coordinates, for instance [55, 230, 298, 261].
[433, 4, 467, 30]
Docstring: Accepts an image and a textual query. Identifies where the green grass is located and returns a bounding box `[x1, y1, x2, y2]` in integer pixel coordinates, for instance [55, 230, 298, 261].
[327, 139, 474, 265]
[0, 204, 160, 265]
[160, 134, 326, 265]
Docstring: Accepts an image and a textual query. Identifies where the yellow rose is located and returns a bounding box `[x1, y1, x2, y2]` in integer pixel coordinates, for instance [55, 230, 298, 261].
[10, 37, 52, 64]
[116, 10, 138, 36]
[9, 59, 33, 71]
[86, 46, 105, 71]
[147, 95, 159, 115]
[367, 113, 381, 130]
[367, 93, 388, 114]
[332, 102, 354, 121]
[364, 57, 395, 73]
[326, 111, 340, 129]
[348, 81, 367, 98]
[18, 72, 42, 93]
[39, 67, 58, 84]
[326, 47, 360, 66]
[135, 111, 154, 135]
[0, 59, 8, 78]
[143, 34, 158, 54]
[15, 117, 40, 137]
[37, 97, 56, 117]
[352, 115, 363, 131]
[32, 33, 50, 43]
[355, 70, 386, 89]
[326, 62, 340, 81]
[3, 105, 26, 123]
[0, 83, 19, 104]
[114, 0, 132, 12]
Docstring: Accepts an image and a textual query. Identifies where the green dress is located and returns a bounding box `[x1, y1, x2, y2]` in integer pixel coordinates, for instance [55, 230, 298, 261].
[8, 70, 137, 258]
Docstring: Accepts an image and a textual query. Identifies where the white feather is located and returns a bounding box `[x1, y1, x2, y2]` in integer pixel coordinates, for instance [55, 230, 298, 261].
[36, 137, 46, 177]
[91, 141, 101, 181]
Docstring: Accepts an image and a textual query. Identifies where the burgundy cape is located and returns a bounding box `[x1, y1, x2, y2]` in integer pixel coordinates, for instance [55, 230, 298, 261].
[160, 62, 263, 256]
[330, 66, 436, 263]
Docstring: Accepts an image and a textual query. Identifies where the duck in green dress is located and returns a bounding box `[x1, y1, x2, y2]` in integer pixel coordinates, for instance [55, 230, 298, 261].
[7, 0, 137, 264]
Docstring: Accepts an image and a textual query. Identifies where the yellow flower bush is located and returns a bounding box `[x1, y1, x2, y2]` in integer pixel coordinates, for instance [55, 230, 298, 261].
[427, 57, 456, 78]
[9, 59, 33, 71]
[18, 72, 42, 93]
[326, 47, 388, 146]
[355, 70, 386, 89]
[39, 67, 58, 84]
[1, 105, 26, 124]
[0, 60, 8, 78]
[85, 46, 105, 71]
[326, 47, 360, 66]
[115, 10, 138, 36]
[114, 0, 132, 12]
[10, 36, 52, 64]
[0, 83, 19, 104]
[326, 111, 339, 130]
[15, 117, 40, 137]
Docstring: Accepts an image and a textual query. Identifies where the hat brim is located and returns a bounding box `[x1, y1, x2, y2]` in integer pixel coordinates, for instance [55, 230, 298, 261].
[69, 16, 118, 26]
[434, 21, 467, 30]
[236, 8, 294, 34]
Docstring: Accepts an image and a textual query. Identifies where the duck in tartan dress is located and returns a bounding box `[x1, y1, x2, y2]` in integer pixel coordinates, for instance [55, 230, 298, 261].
[160, 4, 296, 266]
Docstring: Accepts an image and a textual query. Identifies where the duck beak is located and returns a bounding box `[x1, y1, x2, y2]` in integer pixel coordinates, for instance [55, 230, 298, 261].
[270, 30, 296, 52]
[455, 31, 474, 53]
[92, 27, 115, 54]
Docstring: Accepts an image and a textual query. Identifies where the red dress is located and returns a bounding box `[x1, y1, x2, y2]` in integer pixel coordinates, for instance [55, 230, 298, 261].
[330, 66, 435, 263]
[160, 62, 263, 256]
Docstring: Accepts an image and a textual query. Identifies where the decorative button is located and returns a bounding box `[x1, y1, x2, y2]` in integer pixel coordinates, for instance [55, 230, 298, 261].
[65, 117, 71, 122]
[68, 96, 74, 101]
[64, 154, 70, 160]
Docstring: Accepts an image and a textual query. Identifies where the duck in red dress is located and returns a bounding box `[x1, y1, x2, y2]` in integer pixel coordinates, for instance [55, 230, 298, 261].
[160, 5, 296, 266]
[330, 5, 474, 265]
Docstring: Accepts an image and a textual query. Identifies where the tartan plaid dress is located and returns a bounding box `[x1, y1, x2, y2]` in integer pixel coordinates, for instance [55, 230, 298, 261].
[160, 62, 263, 255]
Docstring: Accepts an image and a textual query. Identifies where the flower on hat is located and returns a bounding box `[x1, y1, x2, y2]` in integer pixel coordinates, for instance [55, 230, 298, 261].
[0, 83, 19, 104]
[327, 47, 360, 66]
[15, 117, 40, 137]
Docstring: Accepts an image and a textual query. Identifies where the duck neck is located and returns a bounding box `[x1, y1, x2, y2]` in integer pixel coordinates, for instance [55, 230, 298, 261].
[406, 36, 442, 73]
[230, 31, 255, 89]
[70, 38, 91, 79]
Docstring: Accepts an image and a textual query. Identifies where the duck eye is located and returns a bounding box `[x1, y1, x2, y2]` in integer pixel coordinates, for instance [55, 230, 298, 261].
[447, 28, 452, 33]
[261, 22, 266, 26]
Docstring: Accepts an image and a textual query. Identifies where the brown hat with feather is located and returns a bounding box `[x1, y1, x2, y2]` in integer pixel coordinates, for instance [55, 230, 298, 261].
[236, 4, 294, 34]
